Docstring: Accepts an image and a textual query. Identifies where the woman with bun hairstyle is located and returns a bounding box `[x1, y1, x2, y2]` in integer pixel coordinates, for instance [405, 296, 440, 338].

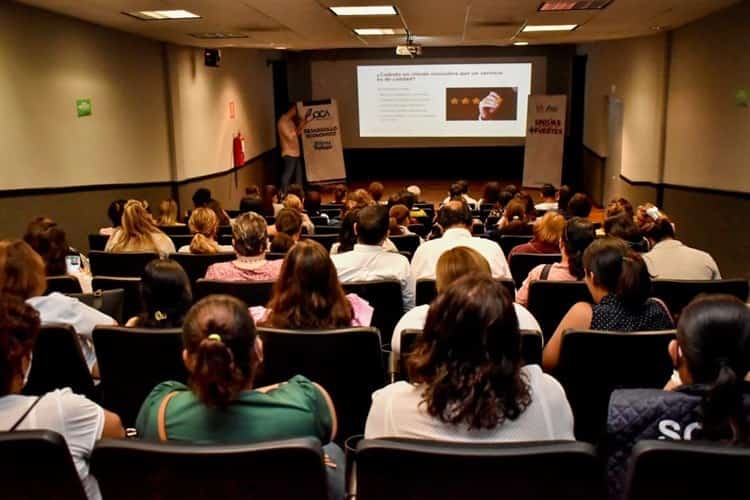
[178, 207, 233, 254]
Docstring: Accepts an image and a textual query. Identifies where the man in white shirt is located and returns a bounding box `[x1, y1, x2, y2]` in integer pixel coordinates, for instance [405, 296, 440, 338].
[331, 205, 414, 311]
[643, 239, 721, 280]
[534, 183, 559, 212]
[410, 201, 511, 284]
[441, 181, 478, 210]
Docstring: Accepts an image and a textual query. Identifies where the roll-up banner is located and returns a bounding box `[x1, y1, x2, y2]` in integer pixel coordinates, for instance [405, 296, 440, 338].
[522, 95, 567, 188]
[297, 99, 346, 184]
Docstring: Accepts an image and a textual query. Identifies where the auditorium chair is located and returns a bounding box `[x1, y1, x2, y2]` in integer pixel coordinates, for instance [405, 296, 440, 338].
[415, 278, 515, 306]
[309, 215, 328, 226]
[218, 225, 232, 236]
[169, 252, 236, 286]
[266, 252, 286, 260]
[389, 234, 420, 255]
[321, 203, 344, 210]
[68, 289, 125, 325]
[92, 277, 142, 321]
[193, 279, 275, 307]
[263, 216, 276, 225]
[321, 208, 342, 219]
[256, 327, 385, 443]
[226, 209, 241, 218]
[397, 329, 543, 378]
[509, 253, 562, 288]
[499, 234, 534, 257]
[341, 279, 403, 346]
[625, 440, 750, 500]
[313, 224, 341, 235]
[471, 221, 485, 235]
[650, 278, 749, 319]
[22, 324, 95, 399]
[0, 431, 87, 500]
[167, 234, 193, 249]
[555, 329, 676, 443]
[354, 439, 603, 500]
[93, 326, 187, 427]
[527, 281, 592, 342]
[88, 251, 158, 277]
[485, 216, 500, 227]
[91, 437, 328, 500]
[88, 234, 109, 251]
[301, 234, 338, 252]
[219, 234, 233, 246]
[407, 224, 428, 238]
[159, 225, 190, 236]
[45, 275, 83, 294]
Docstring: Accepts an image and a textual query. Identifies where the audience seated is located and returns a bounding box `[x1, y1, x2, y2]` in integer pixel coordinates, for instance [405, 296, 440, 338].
[636, 204, 721, 279]
[495, 199, 533, 236]
[556, 185, 573, 218]
[24, 217, 92, 293]
[388, 204, 411, 236]
[0, 296, 124, 500]
[179, 207, 233, 254]
[344, 189, 375, 213]
[0, 240, 116, 373]
[606, 294, 750, 499]
[603, 212, 645, 247]
[104, 200, 176, 256]
[304, 190, 328, 221]
[263, 184, 283, 216]
[99, 199, 126, 236]
[542, 238, 674, 370]
[487, 190, 514, 219]
[286, 183, 305, 201]
[156, 199, 183, 227]
[135, 294, 344, 497]
[517, 191, 538, 221]
[442, 180, 478, 209]
[411, 201, 511, 284]
[567, 193, 592, 219]
[391, 247, 540, 357]
[283, 194, 315, 235]
[191, 188, 212, 209]
[331, 209, 398, 255]
[330, 205, 414, 311]
[606, 198, 635, 219]
[207, 198, 231, 226]
[516, 217, 595, 307]
[368, 181, 385, 204]
[509, 212, 566, 260]
[204, 212, 281, 282]
[254, 240, 373, 328]
[399, 189, 427, 219]
[239, 194, 265, 215]
[478, 181, 502, 207]
[332, 184, 347, 204]
[405, 184, 422, 202]
[270, 208, 303, 254]
[366, 274, 573, 441]
[535, 184, 559, 212]
[125, 259, 192, 328]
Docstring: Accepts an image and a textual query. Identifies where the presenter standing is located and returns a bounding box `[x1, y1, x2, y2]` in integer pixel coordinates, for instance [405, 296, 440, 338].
[277, 105, 309, 195]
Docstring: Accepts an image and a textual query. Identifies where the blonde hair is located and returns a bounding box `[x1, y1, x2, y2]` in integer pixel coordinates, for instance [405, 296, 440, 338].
[532, 212, 566, 245]
[232, 212, 268, 257]
[107, 200, 163, 252]
[188, 207, 220, 254]
[435, 247, 491, 294]
[157, 199, 179, 226]
[283, 194, 303, 212]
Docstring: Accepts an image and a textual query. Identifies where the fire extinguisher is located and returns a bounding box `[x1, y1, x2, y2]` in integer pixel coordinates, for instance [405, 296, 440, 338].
[233, 132, 246, 167]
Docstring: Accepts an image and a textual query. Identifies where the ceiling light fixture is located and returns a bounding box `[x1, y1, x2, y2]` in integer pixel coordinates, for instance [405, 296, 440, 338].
[538, 0, 613, 11]
[522, 24, 578, 32]
[513, 41, 529, 46]
[190, 33, 248, 39]
[330, 6, 397, 16]
[124, 9, 201, 20]
[354, 28, 406, 36]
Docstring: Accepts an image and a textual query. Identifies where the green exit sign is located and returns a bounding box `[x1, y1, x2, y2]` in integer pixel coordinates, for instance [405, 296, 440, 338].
[76, 98, 92, 117]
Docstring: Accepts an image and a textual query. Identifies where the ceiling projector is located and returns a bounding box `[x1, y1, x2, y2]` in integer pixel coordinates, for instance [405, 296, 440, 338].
[396, 44, 422, 57]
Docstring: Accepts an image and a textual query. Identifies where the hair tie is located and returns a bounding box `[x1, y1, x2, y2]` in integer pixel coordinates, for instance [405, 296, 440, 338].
[154, 311, 167, 321]
[207, 333, 222, 343]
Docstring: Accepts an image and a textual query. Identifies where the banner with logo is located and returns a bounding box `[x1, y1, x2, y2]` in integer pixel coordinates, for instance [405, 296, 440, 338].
[522, 95, 567, 188]
[297, 99, 346, 184]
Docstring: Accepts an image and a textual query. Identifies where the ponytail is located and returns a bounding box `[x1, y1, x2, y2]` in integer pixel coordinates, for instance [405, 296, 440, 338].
[701, 361, 747, 442]
[192, 335, 240, 408]
[617, 253, 651, 309]
[189, 233, 220, 254]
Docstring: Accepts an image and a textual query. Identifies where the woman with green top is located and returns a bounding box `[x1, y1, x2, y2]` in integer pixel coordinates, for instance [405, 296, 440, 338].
[136, 294, 343, 498]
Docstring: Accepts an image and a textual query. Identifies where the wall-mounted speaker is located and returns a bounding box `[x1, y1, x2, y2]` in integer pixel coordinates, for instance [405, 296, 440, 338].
[204, 48, 221, 67]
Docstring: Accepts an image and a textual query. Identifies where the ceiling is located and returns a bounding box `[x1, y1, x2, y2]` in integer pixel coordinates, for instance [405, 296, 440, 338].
[16, 0, 740, 50]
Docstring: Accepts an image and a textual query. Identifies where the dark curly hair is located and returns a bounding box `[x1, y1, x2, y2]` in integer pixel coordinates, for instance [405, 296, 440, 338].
[407, 274, 531, 430]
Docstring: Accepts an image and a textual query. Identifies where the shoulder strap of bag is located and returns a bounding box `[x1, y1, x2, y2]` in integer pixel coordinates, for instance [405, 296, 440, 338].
[9, 396, 42, 431]
[540, 263, 553, 281]
[157, 391, 179, 442]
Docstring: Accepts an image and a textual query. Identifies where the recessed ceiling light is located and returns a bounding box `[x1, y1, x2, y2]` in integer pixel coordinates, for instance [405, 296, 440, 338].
[354, 28, 406, 36]
[190, 33, 248, 39]
[522, 24, 578, 32]
[330, 6, 397, 16]
[513, 41, 529, 46]
[538, 0, 613, 11]
[124, 9, 201, 20]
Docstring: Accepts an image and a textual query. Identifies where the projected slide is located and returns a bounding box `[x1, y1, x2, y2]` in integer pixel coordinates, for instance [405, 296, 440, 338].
[357, 63, 532, 137]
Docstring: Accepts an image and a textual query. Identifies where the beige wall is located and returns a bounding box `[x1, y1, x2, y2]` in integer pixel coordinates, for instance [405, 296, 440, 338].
[663, 1, 750, 192]
[0, 1, 172, 190]
[167, 46, 277, 181]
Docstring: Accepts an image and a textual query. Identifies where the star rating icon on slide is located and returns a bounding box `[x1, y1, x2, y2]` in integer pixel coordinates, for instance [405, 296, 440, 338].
[450, 95, 501, 105]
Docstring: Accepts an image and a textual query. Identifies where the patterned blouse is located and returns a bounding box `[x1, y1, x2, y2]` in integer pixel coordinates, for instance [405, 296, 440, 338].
[590, 294, 674, 332]
[204, 259, 283, 282]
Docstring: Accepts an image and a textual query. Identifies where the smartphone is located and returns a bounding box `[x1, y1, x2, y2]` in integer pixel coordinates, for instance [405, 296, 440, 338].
[65, 254, 81, 274]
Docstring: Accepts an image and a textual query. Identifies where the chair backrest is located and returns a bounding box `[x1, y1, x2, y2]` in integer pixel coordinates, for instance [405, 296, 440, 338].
[92, 277, 142, 321]
[89, 251, 159, 277]
[527, 281, 592, 342]
[499, 234, 534, 257]
[300, 234, 338, 252]
[415, 278, 516, 306]
[309, 215, 328, 226]
[407, 224, 428, 238]
[257, 327, 385, 443]
[45, 275, 82, 295]
[389, 234, 421, 255]
[91, 437, 328, 500]
[0, 430, 88, 500]
[88, 233, 109, 251]
[67, 289, 125, 325]
[355, 439, 603, 500]
[266, 251, 286, 260]
[158, 225, 191, 235]
[93, 326, 187, 427]
[625, 440, 750, 500]
[313, 224, 341, 235]
[169, 252, 236, 286]
[321, 208, 341, 219]
[509, 253, 562, 288]
[556, 329, 676, 443]
[651, 279, 750, 319]
[341, 280, 402, 345]
[193, 279, 275, 307]
[23, 324, 95, 399]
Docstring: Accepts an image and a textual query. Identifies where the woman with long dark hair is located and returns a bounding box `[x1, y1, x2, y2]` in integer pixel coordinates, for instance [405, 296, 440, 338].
[126, 259, 192, 328]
